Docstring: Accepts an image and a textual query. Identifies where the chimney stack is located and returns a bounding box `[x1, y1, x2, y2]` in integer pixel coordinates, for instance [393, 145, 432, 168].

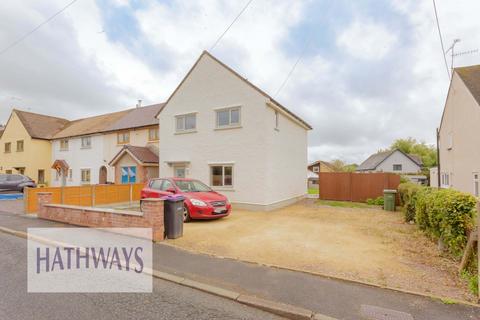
[136, 99, 142, 108]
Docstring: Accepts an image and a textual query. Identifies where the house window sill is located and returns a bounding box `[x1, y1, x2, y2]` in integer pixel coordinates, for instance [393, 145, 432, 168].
[59, 149, 69, 152]
[81, 147, 92, 150]
[212, 187, 234, 191]
[214, 125, 242, 131]
[175, 130, 197, 135]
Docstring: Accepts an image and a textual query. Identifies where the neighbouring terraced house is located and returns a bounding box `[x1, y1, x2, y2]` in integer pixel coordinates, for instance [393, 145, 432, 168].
[157, 51, 312, 211]
[50, 103, 163, 186]
[436, 65, 480, 196]
[0, 109, 69, 185]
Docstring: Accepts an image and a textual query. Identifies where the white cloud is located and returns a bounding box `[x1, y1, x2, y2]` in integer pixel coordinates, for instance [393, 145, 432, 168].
[337, 19, 398, 60]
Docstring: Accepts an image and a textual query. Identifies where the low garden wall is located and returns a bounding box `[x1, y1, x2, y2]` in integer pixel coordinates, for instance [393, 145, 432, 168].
[37, 192, 164, 242]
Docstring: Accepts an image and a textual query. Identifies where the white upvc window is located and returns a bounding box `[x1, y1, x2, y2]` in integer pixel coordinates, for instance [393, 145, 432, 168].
[274, 111, 279, 130]
[175, 113, 196, 133]
[81, 136, 92, 149]
[474, 173, 479, 197]
[215, 106, 241, 128]
[210, 164, 233, 187]
[60, 139, 69, 151]
[80, 169, 91, 184]
[447, 132, 453, 150]
[441, 172, 450, 188]
[148, 127, 159, 141]
[313, 166, 319, 173]
[68, 169, 73, 181]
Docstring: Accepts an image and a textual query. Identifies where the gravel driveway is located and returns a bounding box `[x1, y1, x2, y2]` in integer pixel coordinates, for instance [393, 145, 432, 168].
[167, 201, 475, 302]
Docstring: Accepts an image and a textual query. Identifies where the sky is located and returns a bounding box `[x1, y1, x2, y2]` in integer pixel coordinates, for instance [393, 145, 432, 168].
[0, 0, 479, 164]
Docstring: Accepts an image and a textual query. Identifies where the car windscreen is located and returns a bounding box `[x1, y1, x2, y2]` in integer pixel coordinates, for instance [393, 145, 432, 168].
[174, 180, 212, 192]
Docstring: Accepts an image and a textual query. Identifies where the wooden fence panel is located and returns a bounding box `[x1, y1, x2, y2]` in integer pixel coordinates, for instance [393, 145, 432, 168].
[25, 183, 145, 213]
[318, 172, 400, 203]
[26, 187, 62, 213]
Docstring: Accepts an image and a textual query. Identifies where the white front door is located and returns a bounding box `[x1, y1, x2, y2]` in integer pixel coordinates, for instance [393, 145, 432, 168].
[174, 166, 186, 178]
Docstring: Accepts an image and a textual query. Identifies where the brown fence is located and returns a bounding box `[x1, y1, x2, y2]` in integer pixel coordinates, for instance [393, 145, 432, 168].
[318, 172, 400, 203]
[25, 183, 144, 213]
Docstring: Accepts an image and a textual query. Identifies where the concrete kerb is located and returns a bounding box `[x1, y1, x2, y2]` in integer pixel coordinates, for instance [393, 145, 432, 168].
[159, 241, 480, 308]
[0, 226, 334, 320]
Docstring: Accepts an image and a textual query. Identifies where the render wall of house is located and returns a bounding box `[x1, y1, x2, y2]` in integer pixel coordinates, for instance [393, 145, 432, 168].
[51, 134, 105, 186]
[103, 127, 158, 181]
[264, 105, 308, 207]
[0, 112, 53, 184]
[159, 53, 308, 209]
[375, 150, 421, 174]
[439, 72, 480, 194]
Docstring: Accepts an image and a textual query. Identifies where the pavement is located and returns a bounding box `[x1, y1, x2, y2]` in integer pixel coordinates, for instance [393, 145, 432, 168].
[0, 231, 283, 320]
[1, 206, 480, 320]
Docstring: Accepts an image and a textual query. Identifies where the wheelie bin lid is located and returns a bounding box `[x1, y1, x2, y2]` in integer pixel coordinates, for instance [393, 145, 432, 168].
[161, 194, 185, 202]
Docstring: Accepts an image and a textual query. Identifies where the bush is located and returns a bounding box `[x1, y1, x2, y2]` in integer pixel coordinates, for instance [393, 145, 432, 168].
[398, 182, 423, 222]
[366, 196, 384, 206]
[398, 183, 477, 256]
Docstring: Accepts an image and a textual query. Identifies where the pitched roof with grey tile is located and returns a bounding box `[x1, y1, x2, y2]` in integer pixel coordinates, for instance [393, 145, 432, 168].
[356, 149, 423, 171]
[109, 145, 159, 166]
[52, 103, 165, 139]
[455, 65, 480, 105]
[14, 109, 70, 139]
[107, 103, 165, 131]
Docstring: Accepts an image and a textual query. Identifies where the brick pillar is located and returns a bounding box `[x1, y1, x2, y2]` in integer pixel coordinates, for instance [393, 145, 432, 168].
[142, 198, 165, 242]
[37, 192, 53, 218]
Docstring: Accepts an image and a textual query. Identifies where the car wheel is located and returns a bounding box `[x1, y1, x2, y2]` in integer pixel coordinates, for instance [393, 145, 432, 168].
[140, 200, 146, 212]
[183, 205, 191, 223]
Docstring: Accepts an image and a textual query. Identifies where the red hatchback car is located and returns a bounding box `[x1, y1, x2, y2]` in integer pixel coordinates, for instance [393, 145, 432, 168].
[141, 178, 232, 222]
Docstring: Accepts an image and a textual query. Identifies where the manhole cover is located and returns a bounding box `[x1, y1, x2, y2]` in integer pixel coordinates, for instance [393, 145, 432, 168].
[360, 305, 414, 320]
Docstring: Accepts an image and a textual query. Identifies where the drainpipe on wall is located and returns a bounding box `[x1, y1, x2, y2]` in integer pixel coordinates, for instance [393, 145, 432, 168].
[436, 127, 441, 188]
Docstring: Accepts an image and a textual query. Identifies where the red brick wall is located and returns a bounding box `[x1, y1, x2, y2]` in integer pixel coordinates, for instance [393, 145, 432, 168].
[37, 192, 164, 241]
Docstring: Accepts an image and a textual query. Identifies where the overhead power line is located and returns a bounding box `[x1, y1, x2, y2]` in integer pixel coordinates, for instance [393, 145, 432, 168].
[432, 0, 451, 80]
[210, 0, 255, 50]
[0, 0, 78, 57]
[274, 34, 312, 98]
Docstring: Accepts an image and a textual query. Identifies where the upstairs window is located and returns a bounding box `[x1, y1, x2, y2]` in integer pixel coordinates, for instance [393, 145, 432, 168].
[175, 113, 196, 133]
[4, 142, 11, 153]
[447, 132, 453, 150]
[81, 137, 91, 149]
[149, 127, 159, 141]
[313, 166, 319, 173]
[60, 139, 69, 151]
[393, 164, 402, 171]
[474, 173, 479, 197]
[117, 131, 130, 144]
[16, 140, 24, 152]
[216, 107, 240, 128]
[275, 111, 279, 130]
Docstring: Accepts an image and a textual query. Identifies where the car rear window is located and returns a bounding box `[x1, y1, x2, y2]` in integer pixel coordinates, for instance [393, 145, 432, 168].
[7, 175, 24, 181]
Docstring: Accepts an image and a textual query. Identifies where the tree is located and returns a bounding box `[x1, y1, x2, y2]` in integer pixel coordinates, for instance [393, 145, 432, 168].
[329, 159, 358, 172]
[384, 137, 437, 168]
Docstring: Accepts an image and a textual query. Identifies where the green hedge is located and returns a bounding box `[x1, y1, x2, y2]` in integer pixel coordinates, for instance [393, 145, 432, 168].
[398, 183, 477, 256]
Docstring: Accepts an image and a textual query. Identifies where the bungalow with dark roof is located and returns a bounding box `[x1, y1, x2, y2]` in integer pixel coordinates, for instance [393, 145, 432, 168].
[356, 149, 423, 174]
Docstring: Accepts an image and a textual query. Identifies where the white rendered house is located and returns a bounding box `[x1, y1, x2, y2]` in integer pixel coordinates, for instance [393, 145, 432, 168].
[50, 104, 162, 186]
[157, 51, 312, 211]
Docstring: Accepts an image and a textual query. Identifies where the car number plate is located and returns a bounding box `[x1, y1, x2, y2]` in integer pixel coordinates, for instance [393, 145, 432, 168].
[214, 207, 226, 213]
